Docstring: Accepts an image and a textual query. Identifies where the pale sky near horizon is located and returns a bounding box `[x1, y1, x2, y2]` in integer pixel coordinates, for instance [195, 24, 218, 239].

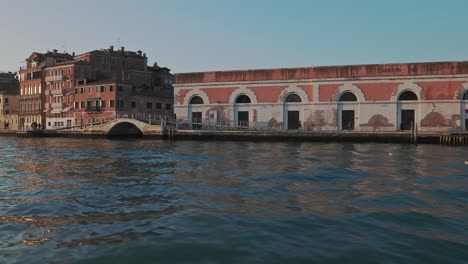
[1, 0, 467, 73]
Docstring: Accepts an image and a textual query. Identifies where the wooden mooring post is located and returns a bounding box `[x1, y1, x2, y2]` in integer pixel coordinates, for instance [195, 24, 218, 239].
[439, 134, 468, 146]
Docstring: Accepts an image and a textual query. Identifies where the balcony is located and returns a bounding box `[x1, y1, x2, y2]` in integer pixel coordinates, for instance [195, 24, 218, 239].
[45, 75, 64, 82]
[51, 102, 65, 109]
[50, 89, 64, 96]
[86, 107, 101, 112]
[18, 94, 41, 100]
[19, 109, 43, 115]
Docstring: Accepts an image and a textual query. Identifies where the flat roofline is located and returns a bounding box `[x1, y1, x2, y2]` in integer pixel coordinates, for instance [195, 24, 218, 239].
[175, 60, 468, 75]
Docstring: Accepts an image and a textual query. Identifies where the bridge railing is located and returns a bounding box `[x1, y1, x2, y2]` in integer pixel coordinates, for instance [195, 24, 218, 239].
[44, 113, 174, 131]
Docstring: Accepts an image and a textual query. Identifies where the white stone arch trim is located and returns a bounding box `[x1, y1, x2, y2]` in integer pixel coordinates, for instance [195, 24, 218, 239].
[456, 82, 468, 100]
[182, 89, 211, 105]
[102, 118, 147, 134]
[229, 86, 258, 104]
[278, 85, 310, 103]
[391, 82, 424, 101]
[333, 83, 365, 102]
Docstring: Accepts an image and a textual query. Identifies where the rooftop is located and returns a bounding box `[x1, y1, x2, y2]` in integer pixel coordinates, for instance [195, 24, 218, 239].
[175, 60, 468, 84]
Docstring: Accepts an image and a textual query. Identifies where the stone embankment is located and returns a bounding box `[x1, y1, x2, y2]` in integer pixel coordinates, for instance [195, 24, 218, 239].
[4, 128, 468, 145]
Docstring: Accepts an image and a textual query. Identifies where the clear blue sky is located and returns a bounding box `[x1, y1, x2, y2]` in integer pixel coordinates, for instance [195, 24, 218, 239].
[1, 0, 467, 73]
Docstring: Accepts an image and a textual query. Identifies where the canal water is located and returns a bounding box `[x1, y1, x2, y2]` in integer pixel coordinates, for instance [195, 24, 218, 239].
[0, 138, 467, 264]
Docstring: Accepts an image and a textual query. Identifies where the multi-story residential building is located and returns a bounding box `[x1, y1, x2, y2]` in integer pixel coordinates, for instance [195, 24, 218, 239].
[71, 47, 173, 128]
[0, 72, 20, 129]
[18, 50, 73, 129]
[20, 47, 173, 130]
[0, 91, 20, 130]
[44, 60, 95, 129]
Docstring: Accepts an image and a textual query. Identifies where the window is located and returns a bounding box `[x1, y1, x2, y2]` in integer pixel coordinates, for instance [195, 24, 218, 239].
[146, 102, 152, 109]
[100, 86, 105, 93]
[190, 96, 204, 104]
[339, 92, 358, 102]
[156, 103, 161, 110]
[80, 101, 84, 108]
[74, 102, 79, 109]
[285, 94, 302, 103]
[95, 86, 98, 93]
[110, 85, 114, 92]
[88, 87, 92, 94]
[5, 110, 9, 114]
[0, 98, 1, 104]
[131, 102, 136, 108]
[235, 95, 251, 104]
[117, 100, 124, 108]
[122, 60, 128, 66]
[87, 101, 92, 108]
[80, 88, 84, 94]
[399, 91, 418, 101]
[110, 100, 114, 107]
[103, 58, 108, 64]
[166, 104, 171, 110]
[4, 98, 8, 104]
[111, 59, 116, 65]
[117, 86, 123, 92]
[101, 100, 106, 108]
[74, 88, 78, 94]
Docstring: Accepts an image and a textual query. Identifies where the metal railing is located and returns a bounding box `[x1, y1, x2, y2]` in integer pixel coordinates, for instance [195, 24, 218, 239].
[173, 118, 290, 131]
[18, 94, 41, 100]
[50, 89, 64, 95]
[45, 75, 64, 82]
[51, 102, 65, 109]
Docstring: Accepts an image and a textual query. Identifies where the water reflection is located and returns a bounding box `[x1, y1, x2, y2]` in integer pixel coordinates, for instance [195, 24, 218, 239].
[0, 138, 467, 263]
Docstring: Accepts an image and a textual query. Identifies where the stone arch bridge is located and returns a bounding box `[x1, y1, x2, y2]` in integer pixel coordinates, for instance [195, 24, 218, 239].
[84, 118, 167, 137]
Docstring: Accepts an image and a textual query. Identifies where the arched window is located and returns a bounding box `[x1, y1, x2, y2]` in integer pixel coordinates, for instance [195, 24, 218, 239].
[285, 94, 302, 103]
[190, 96, 204, 104]
[399, 91, 418, 101]
[339, 92, 357, 102]
[236, 95, 251, 104]
[462, 90, 468, 100]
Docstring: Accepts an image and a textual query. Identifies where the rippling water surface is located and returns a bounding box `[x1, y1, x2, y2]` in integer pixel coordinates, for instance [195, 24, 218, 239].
[0, 138, 467, 264]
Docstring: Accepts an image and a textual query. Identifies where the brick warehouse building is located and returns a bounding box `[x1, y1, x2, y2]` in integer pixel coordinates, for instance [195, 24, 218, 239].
[19, 47, 173, 130]
[174, 61, 468, 133]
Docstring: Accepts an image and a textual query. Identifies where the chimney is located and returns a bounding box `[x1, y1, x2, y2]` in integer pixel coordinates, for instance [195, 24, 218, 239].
[72, 52, 75, 57]
[143, 53, 146, 58]
[121, 46, 125, 52]
[109, 45, 114, 51]
[137, 50, 142, 56]
[53, 49, 58, 54]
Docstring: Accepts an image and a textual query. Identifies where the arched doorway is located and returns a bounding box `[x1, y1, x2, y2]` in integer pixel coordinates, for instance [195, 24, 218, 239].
[235, 95, 251, 128]
[189, 96, 204, 129]
[397, 91, 418, 131]
[462, 90, 468, 130]
[284, 93, 302, 130]
[338, 92, 358, 130]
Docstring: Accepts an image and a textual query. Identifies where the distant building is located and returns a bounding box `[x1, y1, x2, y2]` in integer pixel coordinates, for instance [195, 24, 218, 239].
[70, 47, 174, 129]
[0, 73, 20, 129]
[19, 47, 174, 130]
[174, 61, 468, 133]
